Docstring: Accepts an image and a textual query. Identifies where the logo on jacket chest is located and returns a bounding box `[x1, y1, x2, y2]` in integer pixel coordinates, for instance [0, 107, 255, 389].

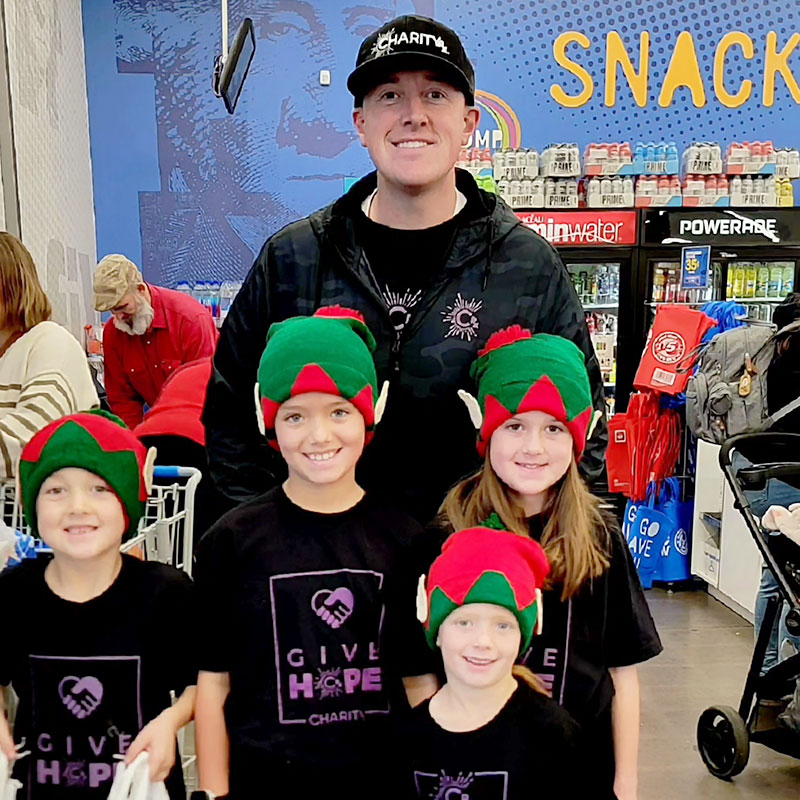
[441, 293, 483, 341]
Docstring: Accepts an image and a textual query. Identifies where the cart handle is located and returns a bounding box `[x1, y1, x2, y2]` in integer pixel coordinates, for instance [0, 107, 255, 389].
[153, 466, 197, 479]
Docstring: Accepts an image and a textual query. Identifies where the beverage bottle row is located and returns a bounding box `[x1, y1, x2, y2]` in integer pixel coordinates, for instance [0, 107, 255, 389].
[586, 176, 634, 195]
[492, 149, 539, 180]
[456, 148, 493, 173]
[584, 142, 633, 164]
[727, 264, 794, 299]
[636, 176, 682, 196]
[684, 175, 731, 196]
[726, 141, 777, 162]
[730, 175, 777, 195]
[586, 311, 618, 336]
[684, 142, 723, 164]
[176, 280, 243, 319]
[541, 143, 582, 175]
[569, 263, 620, 305]
[652, 268, 712, 303]
[634, 141, 679, 164]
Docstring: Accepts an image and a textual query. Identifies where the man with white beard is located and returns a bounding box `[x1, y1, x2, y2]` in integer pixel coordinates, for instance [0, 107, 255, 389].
[93, 254, 217, 429]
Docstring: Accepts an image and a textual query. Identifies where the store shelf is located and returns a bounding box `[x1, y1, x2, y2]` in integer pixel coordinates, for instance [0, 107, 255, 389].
[726, 297, 788, 303]
[645, 301, 707, 307]
[603, 382, 616, 388]
[583, 302, 619, 310]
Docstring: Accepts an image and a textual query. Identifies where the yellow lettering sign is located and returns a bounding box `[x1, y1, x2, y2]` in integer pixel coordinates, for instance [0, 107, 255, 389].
[763, 31, 800, 107]
[714, 32, 754, 108]
[550, 32, 594, 108]
[659, 31, 707, 107]
[605, 31, 650, 107]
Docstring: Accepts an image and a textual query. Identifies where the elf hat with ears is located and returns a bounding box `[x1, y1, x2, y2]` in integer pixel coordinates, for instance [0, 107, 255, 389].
[418, 526, 551, 652]
[457, 326, 602, 457]
[254, 306, 389, 450]
[18, 410, 156, 540]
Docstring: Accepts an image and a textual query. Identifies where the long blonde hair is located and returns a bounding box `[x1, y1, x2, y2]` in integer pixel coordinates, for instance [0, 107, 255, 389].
[441, 450, 610, 600]
[0, 233, 52, 332]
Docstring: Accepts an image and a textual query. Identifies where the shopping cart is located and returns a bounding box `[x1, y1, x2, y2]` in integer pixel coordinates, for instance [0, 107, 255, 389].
[122, 465, 201, 575]
[1, 466, 201, 574]
[697, 432, 800, 779]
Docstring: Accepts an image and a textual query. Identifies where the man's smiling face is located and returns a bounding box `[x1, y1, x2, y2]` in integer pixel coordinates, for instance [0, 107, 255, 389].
[354, 70, 479, 192]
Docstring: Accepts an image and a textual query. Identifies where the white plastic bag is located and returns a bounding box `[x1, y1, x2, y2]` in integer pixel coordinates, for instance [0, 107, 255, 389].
[0, 751, 23, 800]
[106, 753, 169, 800]
[0, 519, 15, 572]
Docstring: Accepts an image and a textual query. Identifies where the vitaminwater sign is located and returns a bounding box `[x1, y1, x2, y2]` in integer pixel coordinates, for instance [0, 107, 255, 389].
[516, 210, 638, 246]
[550, 31, 800, 109]
[642, 209, 800, 246]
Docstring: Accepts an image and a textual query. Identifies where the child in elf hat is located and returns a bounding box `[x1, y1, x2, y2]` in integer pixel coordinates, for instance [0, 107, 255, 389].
[410, 328, 662, 800]
[193, 307, 425, 800]
[0, 411, 196, 800]
[400, 525, 581, 798]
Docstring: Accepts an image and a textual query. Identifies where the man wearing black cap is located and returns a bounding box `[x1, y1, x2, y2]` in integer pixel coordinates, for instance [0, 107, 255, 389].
[203, 15, 607, 523]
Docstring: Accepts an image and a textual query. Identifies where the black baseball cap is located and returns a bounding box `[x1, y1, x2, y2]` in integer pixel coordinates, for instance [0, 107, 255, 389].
[347, 16, 475, 107]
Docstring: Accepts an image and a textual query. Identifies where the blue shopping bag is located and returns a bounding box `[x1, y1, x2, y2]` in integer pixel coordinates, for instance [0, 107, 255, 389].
[625, 480, 693, 587]
[627, 485, 676, 589]
[652, 478, 693, 583]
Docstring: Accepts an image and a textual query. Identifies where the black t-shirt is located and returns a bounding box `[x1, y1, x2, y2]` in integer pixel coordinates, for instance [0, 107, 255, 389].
[0, 555, 196, 800]
[520, 517, 662, 725]
[400, 517, 662, 797]
[193, 486, 425, 793]
[398, 679, 581, 799]
[356, 194, 483, 337]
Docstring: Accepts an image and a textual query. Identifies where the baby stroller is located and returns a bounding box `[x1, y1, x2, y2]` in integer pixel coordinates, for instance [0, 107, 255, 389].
[697, 432, 800, 778]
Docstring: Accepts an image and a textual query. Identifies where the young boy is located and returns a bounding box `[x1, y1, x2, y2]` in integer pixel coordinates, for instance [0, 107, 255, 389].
[401, 526, 581, 798]
[193, 307, 426, 799]
[0, 411, 196, 799]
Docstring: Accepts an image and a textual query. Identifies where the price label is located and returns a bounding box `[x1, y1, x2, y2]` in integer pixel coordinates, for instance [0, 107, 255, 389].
[680, 245, 710, 289]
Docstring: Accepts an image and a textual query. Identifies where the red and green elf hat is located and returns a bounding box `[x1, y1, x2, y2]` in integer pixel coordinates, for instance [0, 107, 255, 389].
[256, 306, 383, 449]
[18, 411, 154, 540]
[420, 526, 551, 652]
[461, 326, 596, 457]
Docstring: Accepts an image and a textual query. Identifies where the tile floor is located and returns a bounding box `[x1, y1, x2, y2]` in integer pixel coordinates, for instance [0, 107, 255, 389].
[639, 587, 800, 799]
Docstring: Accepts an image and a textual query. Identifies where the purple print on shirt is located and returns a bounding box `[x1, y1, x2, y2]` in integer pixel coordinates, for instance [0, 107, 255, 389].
[414, 770, 509, 799]
[58, 677, 104, 719]
[28, 655, 142, 798]
[312, 587, 355, 629]
[270, 568, 388, 726]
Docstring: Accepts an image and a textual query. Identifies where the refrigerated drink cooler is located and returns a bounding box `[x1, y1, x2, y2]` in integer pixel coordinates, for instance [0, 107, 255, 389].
[637, 208, 800, 356]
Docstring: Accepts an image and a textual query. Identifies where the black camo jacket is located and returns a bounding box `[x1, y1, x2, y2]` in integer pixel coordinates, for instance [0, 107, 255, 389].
[202, 170, 608, 523]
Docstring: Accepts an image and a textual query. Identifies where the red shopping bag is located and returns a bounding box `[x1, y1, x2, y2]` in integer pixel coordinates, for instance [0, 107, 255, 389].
[606, 413, 631, 495]
[634, 306, 715, 395]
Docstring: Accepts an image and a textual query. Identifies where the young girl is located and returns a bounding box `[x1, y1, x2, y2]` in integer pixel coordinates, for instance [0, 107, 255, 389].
[0, 412, 196, 800]
[400, 524, 581, 798]
[419, 327, 662, 800]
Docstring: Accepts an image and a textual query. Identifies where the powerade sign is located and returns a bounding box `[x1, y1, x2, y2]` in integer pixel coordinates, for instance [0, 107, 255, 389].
[642, 209, 800, 246]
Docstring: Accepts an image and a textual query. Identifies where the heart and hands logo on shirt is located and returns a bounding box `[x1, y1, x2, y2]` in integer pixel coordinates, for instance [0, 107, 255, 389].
[58, 675, 104, 719]
[311, 587, 355, 629]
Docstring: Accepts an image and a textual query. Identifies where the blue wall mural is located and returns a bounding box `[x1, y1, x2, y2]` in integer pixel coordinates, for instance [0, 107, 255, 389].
[82, 0, 800, 286]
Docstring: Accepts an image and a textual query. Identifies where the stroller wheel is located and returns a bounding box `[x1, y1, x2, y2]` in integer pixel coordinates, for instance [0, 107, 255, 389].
[697, 705, 750, 779]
